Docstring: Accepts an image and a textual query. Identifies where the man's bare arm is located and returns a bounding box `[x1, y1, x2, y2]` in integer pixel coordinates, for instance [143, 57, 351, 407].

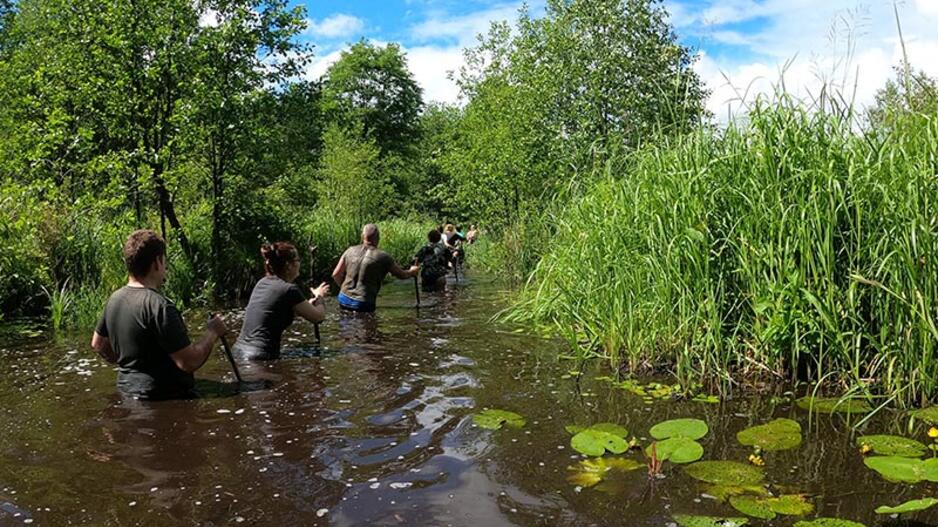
[91, 332, 117, 364]
[169, 316, 226, 373]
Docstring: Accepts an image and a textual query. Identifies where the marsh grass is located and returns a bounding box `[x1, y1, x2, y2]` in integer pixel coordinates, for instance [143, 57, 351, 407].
[507, 97, 938, 406]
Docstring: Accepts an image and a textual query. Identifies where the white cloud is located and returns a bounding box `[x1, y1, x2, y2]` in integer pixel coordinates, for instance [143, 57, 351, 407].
[304, 49, 345, 82]
[915, 0, 938, 16]
[306, 14, 365, 39]
[405, 46, 465, 103]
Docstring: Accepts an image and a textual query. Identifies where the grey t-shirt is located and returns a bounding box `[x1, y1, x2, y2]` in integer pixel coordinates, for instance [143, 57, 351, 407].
[233, 275, 305, 359]
[95, 286, 193, 400]
[339, 244, 395, 307]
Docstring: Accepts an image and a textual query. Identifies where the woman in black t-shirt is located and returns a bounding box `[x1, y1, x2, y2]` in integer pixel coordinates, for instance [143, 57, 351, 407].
[233, 242, 330, 360]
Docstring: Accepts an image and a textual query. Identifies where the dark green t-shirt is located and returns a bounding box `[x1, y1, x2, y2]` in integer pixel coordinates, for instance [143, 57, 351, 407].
[339, 244, 395, 307]
[95, 286, 193, 399]
[233, 275, 305, 360]
[415, 242, 448, 283]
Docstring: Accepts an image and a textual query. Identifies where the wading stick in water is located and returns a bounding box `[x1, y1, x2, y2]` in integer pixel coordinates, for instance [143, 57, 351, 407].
[211, 313, 242, 382]
[309, 244, 322, 344]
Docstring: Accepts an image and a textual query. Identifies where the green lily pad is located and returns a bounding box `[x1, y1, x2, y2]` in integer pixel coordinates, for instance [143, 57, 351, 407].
[702, 484, 769, 502]
[692, 394, 720, 404]
[767, 495, 814, 516]
[672, 514, 749, 527]
[566, 457, 642, 487]
[856, 435, 926, 458]
[794, 519, 866, 527]
[685, 461, 765, 486]
[731, 494, 814, 519]
[796, 396, 872, 414]
[473, 409, 525, 430]
[875, 497, 938, 514]
[730, 496, 775, 519]
[863, 455, 938, 483]
[645, 437, 704, 464]
[650, 418, 709, 440]
[737, 418, 802, 452]
[571, 429, 628, 456]
[909, 406, 938, 424]
[589, 422, 629, 437]
[565, 425, 585, 434]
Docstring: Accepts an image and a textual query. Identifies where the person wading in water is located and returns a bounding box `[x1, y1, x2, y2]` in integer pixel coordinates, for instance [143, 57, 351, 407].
[91, 230, 228, 400]
[414, 229, 449, 292]
[332, 223, 419, 313]
[233, 242, 331, 360]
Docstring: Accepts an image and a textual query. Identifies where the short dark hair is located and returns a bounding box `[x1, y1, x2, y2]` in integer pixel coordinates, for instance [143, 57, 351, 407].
[261, 242, 298, 277]
[428, 230, 441, 243]
[123, 230, 166, 278]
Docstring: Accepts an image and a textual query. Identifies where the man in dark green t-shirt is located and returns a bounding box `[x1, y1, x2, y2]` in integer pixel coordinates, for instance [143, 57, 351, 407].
[332, 224, 419, 312]
[91, 230, 227, 400]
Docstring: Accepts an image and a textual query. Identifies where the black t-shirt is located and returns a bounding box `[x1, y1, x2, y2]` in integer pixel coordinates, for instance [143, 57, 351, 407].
[233, 275, 305, 359]
[95, 286, 193, 399]
[415, 242, 448, 283]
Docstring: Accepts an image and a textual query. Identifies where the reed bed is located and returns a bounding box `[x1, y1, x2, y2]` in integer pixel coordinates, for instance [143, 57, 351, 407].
[507, 99, 938, 406]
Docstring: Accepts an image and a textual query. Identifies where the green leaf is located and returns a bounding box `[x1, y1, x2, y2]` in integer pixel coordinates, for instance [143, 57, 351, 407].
[565, 425, 586, 434]
[702, 484, 769, 502]
[909, 406, 938, 424]
[684, 461, 765, 486]
[767, 494, 814, 516]
[796, 396, 872, 414]
[874, 497, 938, 514]
[737, 418, 802, 452]
[793, 519, 867, 527]
[672, 514, 749, 527]
[472, 409, 525, 430]
[863, 455, 928, 483]
[856, 435, 926, 458]
[645, 437, 704, 464]
[571, 429, 628, 456]
[650, 418, 709, 440]
[692, 394, 720, 404]
[729, 495, 775, 519]
[566, 457, 642, 487]
[588, 422, 629, 437]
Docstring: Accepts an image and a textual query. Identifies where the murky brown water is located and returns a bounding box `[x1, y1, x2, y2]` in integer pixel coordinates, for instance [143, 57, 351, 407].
[0, 277, 935, 526]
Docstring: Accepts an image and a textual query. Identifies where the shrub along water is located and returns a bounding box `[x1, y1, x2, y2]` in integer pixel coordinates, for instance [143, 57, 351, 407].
[507, 98, 938, 407]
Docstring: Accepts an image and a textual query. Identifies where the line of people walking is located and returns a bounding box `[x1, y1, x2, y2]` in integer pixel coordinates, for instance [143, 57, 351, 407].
[91, 222, 477, 400]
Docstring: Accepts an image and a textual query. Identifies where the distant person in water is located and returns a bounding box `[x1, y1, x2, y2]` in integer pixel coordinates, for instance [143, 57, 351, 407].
[332, 223, 419, 312]
[442, 224, 465, 268]
[91, 230, 227, 400]
[414, 229, 449, 291]
[466, 224, 479, 244]
[233, 242, 330, 360]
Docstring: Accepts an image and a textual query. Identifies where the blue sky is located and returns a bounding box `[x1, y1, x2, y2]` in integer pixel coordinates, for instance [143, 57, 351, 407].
[292, 0, 938, 115]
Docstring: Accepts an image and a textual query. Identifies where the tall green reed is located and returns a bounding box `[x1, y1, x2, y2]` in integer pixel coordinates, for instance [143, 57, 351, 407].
[507, 96, 938, 406]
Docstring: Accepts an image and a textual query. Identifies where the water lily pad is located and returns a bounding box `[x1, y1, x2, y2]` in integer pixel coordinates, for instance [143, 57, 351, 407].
[566, 457, 642, 487]
[874, 497, 938, 514]
[796, 396, 872, 414]
[909, 406, 938, 424]
[672, 514, 749, 527]
[767, 494, 814, 516]
[856, 435, 926, 458]
[737, 418, 802, 452]
[685, 461, 765, 486]
[730, 496, 775, 519]
[473, 409, 525, 430]
[589, 422, 628, 437]
[863, 455, 938, 483]
[571, 429, 628, 456]
[650, 418, 709, 440]
[565, 425, 585, 434]
[794, 519, 866, 527]
[645, 437, 704, 464]
[702, 484, 769, 502]
[692, 394, 720, 404]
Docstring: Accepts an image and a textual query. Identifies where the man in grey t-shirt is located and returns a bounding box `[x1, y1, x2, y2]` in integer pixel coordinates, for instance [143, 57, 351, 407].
[332, 224, 419, 312]
[91, 230, 227, 400]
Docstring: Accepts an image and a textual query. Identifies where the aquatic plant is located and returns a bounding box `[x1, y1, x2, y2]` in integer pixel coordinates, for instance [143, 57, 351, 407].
[684, 461, 764, 486]
[566, 457, 642, 488]
[729, 494, 814, 520]
[909, 406, 938, 423]
[794, 519, 866, 527]
[863, 455, 938, 483]
[855, 435, 926, 458]
[570, 426, 629, 457]
[795, 397, 872, 414]
[650, 418, 708, 440]
[874, 497, 938, 514]
[737, 418, 802, 452]
[672, 515, 748, 527]
[645, 437, 703, 464]
[472, 409, 525, 430]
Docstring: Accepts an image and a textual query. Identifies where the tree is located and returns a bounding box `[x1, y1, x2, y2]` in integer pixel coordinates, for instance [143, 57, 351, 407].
[868, 68, 938, 130]
[316, 124, 392, 227]
[321, 41, 423, 158]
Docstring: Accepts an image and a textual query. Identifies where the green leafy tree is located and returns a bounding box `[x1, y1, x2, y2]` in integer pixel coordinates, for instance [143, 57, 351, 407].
[868, 68, 938, 130]
[317, 123, 392, 227]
